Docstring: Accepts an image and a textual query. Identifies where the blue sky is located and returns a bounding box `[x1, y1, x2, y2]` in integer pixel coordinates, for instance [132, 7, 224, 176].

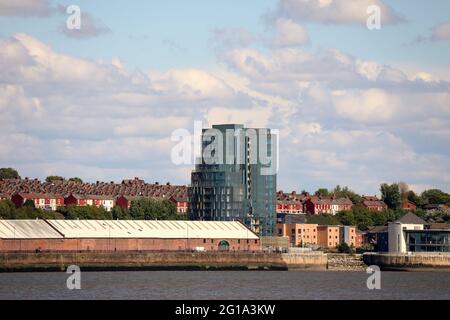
[0, 0, 449, 195]
[1, 0, 449, 71]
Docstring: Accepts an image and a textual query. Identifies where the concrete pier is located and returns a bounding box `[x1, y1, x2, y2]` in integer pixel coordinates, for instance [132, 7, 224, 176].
[363, 253, 450, 271]
[0, 251, 328, 272]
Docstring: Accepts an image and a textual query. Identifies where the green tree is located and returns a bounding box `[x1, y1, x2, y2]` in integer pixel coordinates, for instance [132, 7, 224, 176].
[380, 183, 401, 210]
[421, 189, 450, 205]
[314, 188, 330, 197]
[0, 200, 16, 219]
[306, 214, 340, 226]
[111, 206, 132, 220]
[23, 199, 35, 208]
[332, 185, 362, 204]
[407, 190, 423, 206]
[336, 210, 355, 226]
[0, 167, 20, 179]
[68, 177, 83, 184]
[129, 198, 178, 220]
[337, 242, 352, 254]
[57, 205, 112, 220]
[45, 175, 65, 183]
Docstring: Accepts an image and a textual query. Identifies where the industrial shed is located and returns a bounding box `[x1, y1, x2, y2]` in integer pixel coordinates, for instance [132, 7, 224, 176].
[0, 219, 260, 252]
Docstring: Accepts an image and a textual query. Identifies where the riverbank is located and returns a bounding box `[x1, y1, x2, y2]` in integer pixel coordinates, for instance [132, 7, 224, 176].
[0, 251, 327, 272]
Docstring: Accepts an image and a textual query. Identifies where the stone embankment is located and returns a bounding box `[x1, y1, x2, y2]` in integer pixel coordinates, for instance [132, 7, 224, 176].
[327, 254, 366, 271]
[0, 251, 328, 272]
[363, 253, 450, 271]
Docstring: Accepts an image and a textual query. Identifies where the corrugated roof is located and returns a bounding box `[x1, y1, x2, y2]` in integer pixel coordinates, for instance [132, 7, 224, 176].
[0, 220, 63, 239]
[45, 220, 259, 240]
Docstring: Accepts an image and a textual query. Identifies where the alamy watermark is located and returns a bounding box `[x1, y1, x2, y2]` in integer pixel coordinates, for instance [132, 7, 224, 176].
[66, 5, 81, 30]
[367, 5, 381, 30]
[66, 265, 81, 290]
[366, 265, 381, 290]
[171, 121, 279, 175]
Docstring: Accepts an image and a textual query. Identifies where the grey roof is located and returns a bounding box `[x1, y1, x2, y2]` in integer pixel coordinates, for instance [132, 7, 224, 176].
[395, 213, 426, 225]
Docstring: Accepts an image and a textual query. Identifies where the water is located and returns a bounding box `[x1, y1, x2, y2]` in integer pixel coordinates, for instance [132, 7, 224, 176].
[0, 271, 449, 300]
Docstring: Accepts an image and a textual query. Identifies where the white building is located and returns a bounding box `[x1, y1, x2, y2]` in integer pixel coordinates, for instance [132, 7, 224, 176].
[388, 213, 426, 253]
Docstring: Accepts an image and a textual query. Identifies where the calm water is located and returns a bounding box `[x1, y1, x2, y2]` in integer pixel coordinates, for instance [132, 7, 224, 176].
[0, 271, 449, 300]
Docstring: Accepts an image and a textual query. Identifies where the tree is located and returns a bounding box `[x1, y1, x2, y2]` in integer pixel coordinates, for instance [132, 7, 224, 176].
[380, 183, 401, 210]
[421, 189, 450, 205]
[336, 210, 355, 226]
[0, 168, 20, 179]
[111, 206, 132, 220]
[57, 205, 112, 220]
[46, 176, 65, 183]
[68, 177, 83, 184]
[331, 185, 362, 204]
[23, 199, 35, 208]
[0, 200, 16, 219]
[314, 188, 330, 197]
[337, 242, 352, 254]
[407, 190, 423, 207]
[129, 198, 178, 220]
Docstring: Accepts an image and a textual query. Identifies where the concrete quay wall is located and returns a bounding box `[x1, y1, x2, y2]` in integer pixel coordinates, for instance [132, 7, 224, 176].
[0, 251, 327, 272]
[363, 253, 450, 271]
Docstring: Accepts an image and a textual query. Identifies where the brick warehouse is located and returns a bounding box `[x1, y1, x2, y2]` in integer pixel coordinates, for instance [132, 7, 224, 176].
[0, 220, 261, 252]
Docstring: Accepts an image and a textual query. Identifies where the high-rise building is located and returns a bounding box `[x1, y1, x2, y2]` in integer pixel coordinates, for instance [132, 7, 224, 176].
[189, 124, 277, 236]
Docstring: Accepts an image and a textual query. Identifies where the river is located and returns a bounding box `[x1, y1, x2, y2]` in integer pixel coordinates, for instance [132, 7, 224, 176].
[0, 271, 449, 300]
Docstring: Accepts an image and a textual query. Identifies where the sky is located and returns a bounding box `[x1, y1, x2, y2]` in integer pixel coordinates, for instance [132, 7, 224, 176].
[0, 0, 449, 195]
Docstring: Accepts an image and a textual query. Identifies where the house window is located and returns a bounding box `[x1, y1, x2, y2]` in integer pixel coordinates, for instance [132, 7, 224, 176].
[203, 239, 206, 243]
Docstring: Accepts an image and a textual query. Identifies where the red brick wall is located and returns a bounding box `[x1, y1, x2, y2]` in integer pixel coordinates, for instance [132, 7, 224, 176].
[0, 238, 261, 252]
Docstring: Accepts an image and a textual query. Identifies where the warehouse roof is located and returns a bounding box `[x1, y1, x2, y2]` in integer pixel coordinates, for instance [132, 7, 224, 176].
[0, 220, 63, 239]
[45, 220, 259, 240]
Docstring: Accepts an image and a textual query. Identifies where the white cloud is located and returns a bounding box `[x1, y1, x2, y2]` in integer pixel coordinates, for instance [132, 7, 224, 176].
[0, 0, 53, 17]
[431, 22, 450, 42]
[272, 19, 310, 47]
[273, 0, 403, 26]
[60, 11, 111, 39]
[1, 31, 450, 195]
[206, 106, 273, 129]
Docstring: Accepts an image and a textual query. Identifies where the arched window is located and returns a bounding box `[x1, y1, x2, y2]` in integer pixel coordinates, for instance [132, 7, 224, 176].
[218, 240, 230, 251]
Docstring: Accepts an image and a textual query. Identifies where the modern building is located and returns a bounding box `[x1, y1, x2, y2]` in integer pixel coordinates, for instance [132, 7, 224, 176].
[189, 124, 277, 236]
[340, 226, 357, 247]
[363, 226, 389, 252]
[0, 219, 261, 252]
[276, 223, 318, 247]
[388, 213, 450, 253]
[388, 213, 426, 253]
[317, 225, 340, 248]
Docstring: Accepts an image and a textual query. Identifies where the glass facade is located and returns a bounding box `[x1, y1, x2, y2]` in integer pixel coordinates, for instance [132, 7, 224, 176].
[406, 230, 450, 252]
[189, 124, 277, 236]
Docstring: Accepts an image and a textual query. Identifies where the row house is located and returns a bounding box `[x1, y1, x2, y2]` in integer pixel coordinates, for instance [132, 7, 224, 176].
[276, 199, 304, 214]
[65, 194, 115, 212]
[362, 196, 388, 212]
[11, 193, 64, 211]
[304, 197, 333, 215]
[116, 195, 141, 210]
[401, 199, 417, 211]
[331, 198, 353, 215]
[169, 196, 189, 215]
[305, 197, 354, 215]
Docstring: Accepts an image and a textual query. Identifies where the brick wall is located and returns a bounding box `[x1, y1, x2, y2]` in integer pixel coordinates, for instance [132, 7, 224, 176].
[0, 238, 261, 252]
